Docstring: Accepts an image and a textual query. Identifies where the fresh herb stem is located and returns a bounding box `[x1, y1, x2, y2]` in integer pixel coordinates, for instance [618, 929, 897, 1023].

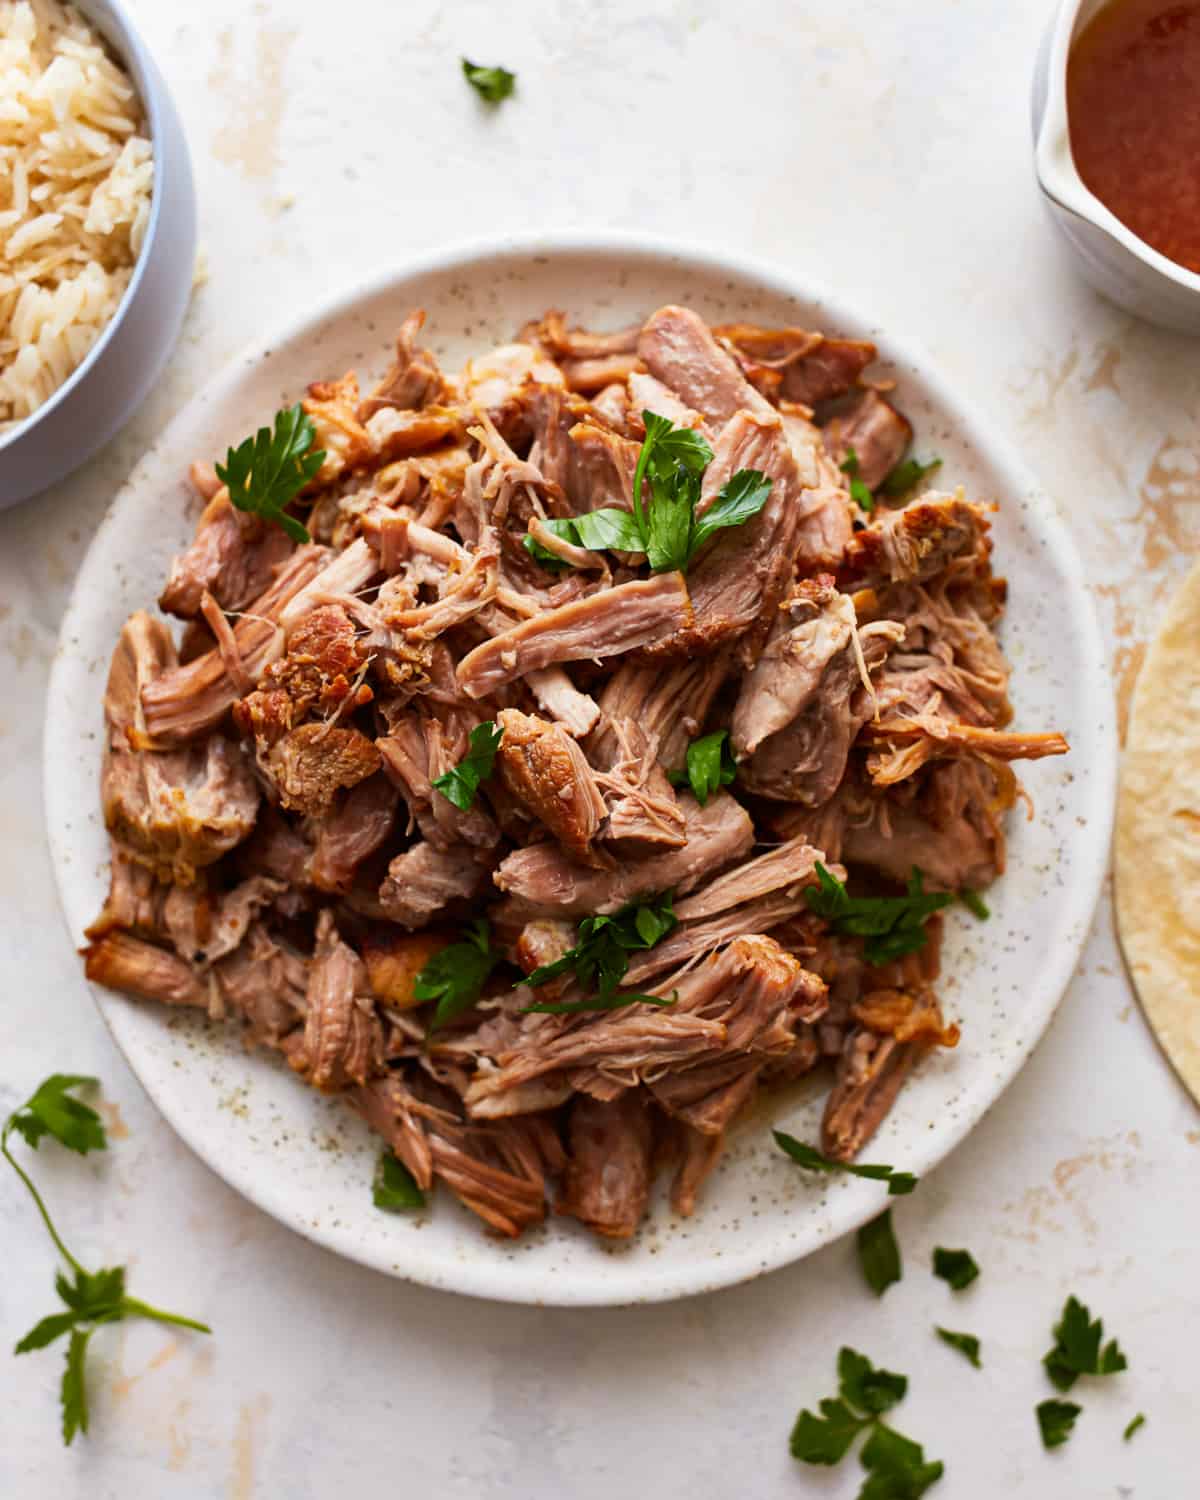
[1, 1131, 84, 1277]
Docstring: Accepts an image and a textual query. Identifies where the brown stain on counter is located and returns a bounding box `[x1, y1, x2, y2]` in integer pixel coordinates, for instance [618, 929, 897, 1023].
[210, 24, 296, 180]
[1133, 433, 1200, 573]
[231, 1394, 271, 1500]
[99, 1097, 130, 1139]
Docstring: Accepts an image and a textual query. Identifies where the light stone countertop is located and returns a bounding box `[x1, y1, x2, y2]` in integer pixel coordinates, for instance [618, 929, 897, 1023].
[2, 2, 1198, 1496]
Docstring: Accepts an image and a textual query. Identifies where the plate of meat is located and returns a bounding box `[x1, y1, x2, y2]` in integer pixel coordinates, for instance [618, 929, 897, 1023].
[44, 233, 1114, 1305]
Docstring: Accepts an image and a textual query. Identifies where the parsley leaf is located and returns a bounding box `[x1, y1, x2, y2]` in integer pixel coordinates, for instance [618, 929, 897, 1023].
[1042, 1295, 1128, 1392]
[839, 1347, 907, 1415]
[804, 863, 953, 966]
[932, 1246, 979, 1290]
[534, 415, 768, 575]
[1037, 1399, 1082, 1450]
[1123, 1413, 1146, 1442]
[773, 1131, 917, 1196]
[4, 1075, 211, 1446]
[60, 1327, 92, 1446]
[858, 1208, 902, 1296]
[521, 897, 677, 1013]
[215, 404, 324, 544]
[523, 510, 646, 571]
[958, 888, 990, 920]
[7, 1074, 106, 1155]
[690, 468, 774, 553]
[879, 454, 942, 498]
[934, 1328, 981, 1368]
[372, 1151, 425, 1211]
[790, 1397, 867, 1465]
[668, 729, 736, 806]
[415, 921, 499, 1031]
[859, 1424, 944, 1497]
[790, 1348, 943, 1495]
[432, 721, 503, 811]
[840, 445, 876, 513]
[462, 58, 516, 102]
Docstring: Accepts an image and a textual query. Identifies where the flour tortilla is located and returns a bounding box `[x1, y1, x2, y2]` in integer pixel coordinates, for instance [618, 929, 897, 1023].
[1115, 559, 1200, 1106]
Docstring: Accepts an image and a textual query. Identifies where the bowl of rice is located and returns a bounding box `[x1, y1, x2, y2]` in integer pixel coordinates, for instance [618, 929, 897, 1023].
[0, 0, 196, 507]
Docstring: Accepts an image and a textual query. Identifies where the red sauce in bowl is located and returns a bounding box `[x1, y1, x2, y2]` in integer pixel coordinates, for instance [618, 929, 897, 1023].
[1067, 0, 1200, 274]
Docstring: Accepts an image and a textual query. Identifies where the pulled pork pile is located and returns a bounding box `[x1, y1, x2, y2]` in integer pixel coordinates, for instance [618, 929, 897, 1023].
[82, 303, 1068, 1241]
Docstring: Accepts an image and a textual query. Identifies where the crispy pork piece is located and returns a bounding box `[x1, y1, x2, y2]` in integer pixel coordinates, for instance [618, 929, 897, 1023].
[492, 791, 753, 921]
[101, 613, 259, 882]
[378, 841, 491, 929]
[714, 323, 876, 406]
[495, 708, 608, 864]
[302, 372, 373, 485]
[557, 1092, 653, 1239]
[214, 923, 308, 1045]
[456, 572, 694, 698]
[265, 724, 382, 818]
[821, 1027, 918, 1161]
[844, 492, 991, 584]
[83, 931, 208, 1008]
[309, 774, 398, 892]
[732, 578, 902, 804]
[159, 490, 294, 620]
[357, 309, 448, 418]
[288, 910, 382, 1091]
[821, 387, 912, 490]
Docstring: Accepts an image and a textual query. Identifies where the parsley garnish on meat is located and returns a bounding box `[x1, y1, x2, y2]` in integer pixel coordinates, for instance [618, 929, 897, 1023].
[839, 445, 875, 513]
[416, 920, 501, 1031]
[935, 1328, 981, 1368]
[431, 720, 503, 811]
[773, 1131, 917, 1196]
[1123, 1413, 1146, 1442]
[804, 863, 953, 966]
[5, 1075, 210, 1446]
[1036, 1399, 1082, 1450]
[932, 1246, 980, 1290]
[858, 1208, 903, 1296]
[373, 1151, 425, 1211]
[521, 896, 678, 1014]
[1042, 1295, 1128, 1391]
[524, 413, 772, 575]
[879, 453, 942, 498]
[668, 729, 736, 806]
[215, 403, 324, 543]
[461, 58, 516, 102]
[790, 1347, 944, 1495]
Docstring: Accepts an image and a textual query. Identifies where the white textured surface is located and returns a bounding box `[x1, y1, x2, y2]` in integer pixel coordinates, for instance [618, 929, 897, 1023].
[1, 0, 1197, 1494]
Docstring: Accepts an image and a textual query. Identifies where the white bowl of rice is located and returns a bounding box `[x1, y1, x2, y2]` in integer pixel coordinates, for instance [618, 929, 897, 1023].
[0, 0, 196, 507]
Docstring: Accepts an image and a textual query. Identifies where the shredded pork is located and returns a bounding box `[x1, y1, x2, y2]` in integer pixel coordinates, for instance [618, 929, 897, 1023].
[82, 302, 1067, 1242]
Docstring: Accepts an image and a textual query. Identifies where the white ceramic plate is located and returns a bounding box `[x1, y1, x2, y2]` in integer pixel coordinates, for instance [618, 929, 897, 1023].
[44, 233, 1115, 1306]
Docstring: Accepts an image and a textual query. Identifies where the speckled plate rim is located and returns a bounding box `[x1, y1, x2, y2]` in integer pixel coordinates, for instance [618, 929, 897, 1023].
[43, 230, 1116, 1306]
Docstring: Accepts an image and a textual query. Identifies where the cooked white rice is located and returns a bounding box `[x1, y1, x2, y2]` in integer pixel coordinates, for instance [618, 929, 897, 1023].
[0, 0, 152, 432]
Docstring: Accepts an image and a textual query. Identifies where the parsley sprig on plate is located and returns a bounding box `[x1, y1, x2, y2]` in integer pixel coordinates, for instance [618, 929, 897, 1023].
[804, 863, 953, 966]
[5, 1075, 210, 1445]
[773, 1131, 917, 1197]
[432, 721, 504, 811]
[790, 1347, 944, 1496]
[524, 412, 772, 576]
[521, 896, 678, 1014]
[216, 403, 325, 543]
